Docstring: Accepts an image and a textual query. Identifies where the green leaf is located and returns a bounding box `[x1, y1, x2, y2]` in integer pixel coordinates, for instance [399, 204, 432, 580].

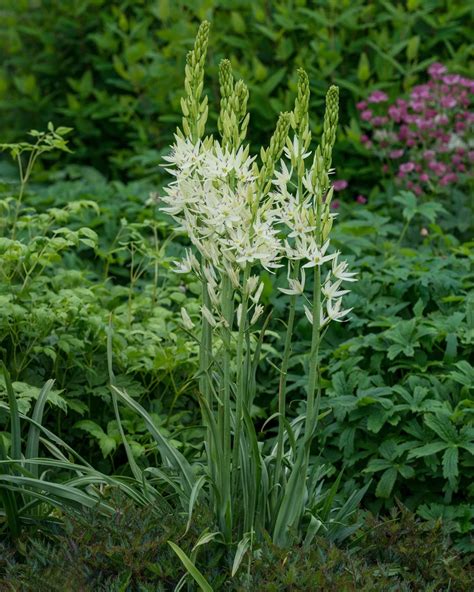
[232, 533, 252, 577]
[357, 52, 370, 81]
[0, 362, 21, 460]
[365, 459, 392, 473]
[25, 379, 55, 477]
[375, 467, 398, 498]
[168, 541, 213, 592]
[424, 414, 458, 443]
[442, 446, 459, 484]
[408, 441, 447, 459]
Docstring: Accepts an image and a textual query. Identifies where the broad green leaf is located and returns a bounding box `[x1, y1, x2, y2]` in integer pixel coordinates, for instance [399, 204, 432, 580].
[424, 414, 458, 443]
[408, 441, 447, 459]
[442, 447, 459, 484]
[375, 467, 398, 498]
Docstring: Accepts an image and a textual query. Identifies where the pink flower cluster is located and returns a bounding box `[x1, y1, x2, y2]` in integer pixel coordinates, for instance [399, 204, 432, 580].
[357, 64, 473, 196]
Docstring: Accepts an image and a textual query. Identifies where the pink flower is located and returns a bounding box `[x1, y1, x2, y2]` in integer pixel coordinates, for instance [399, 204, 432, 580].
[419, 173, 429, 183]
[372, 116, 388, 126]
[356, 100, 368, 110]
[440, 173, 458, 186]
[389, 149, 404, 159]
[331, 200, 340, 210]
[410, 100, 425, 112]
[428, 161, 447, 176]
[399, 162, 416, 174]
[333, 179, 348, 191]
[361, 109, 373, 121]
[368, 90, 389, 103]
[428, 62, 447, 79]
[442, 74, 461, 85]
[356, 195, 367, 204]
[413, 185, 423, 196]
[411, 84, 431, 100]
[388, 106, 402, 122]
[440, 96, 457, 108]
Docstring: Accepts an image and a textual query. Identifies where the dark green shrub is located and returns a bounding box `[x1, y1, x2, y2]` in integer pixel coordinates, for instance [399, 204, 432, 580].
[234, 509, 473, 591]
[0, 493, 222, 591]
[261, 203, 474, 546]
[1, 1, 472, 179]
[2, 503, 472, 591]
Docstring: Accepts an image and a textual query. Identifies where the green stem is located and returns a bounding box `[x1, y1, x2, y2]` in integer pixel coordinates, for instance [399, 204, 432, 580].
[305, 189, 323, 444]
[220, 274, 234, 540]
[199, 271, 212, 406]
[272, 260, 300, 510]
[398, 218, 411, 245]
[232, 265, 250, 509]
[305, 264, 321, 442]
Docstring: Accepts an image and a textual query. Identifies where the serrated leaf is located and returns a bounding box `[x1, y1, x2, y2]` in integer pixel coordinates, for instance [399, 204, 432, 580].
[442, 447, 459, 484]
[408, 441, 447, 459]
[375, 467, 398, 498]
[424, 414, 458, 443]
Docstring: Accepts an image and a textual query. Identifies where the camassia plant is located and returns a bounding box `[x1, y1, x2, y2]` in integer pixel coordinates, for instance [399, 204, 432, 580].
[112, 20, 361, 569]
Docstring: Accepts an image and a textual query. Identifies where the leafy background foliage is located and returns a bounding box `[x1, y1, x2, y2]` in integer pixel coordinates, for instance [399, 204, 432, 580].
[0, 0, 473, 586]
[0, 0, 472, 184]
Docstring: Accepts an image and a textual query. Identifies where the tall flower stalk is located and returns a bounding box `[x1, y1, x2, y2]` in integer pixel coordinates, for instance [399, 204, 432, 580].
[158, 21, 357, 552]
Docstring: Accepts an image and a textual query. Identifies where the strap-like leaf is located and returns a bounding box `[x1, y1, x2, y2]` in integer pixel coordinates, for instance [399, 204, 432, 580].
[168, 541, 213, 592]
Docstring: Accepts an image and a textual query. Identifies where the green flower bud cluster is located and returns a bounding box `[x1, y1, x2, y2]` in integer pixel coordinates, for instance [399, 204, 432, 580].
[321, 85, 339, 170]
[290, 68, 311, 151]
[218, 59, 250, 150]
[257, 111, 291, 195]
[310, 145, 328, 198]
[288, 68, 312, 182]
[181, 21, 210, 142]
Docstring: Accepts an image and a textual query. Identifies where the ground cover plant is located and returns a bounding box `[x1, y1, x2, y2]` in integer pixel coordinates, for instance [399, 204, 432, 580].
[0, 8, 473, 592]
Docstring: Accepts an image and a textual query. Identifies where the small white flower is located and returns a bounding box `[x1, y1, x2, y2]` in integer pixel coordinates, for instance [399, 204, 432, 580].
[180, 308, 195, 330]
[332, 255, 358, 282]
[223, 262, 240, 288]
[326, 298, 353, 322]
[301, 241, 337, 268]
[201, 305, 217, 327]
[272, 160, 293, 190]
[246, 275, 260, 296]
[279, 268, 306, 296]
[322, 278, 350, 300]
[250, 304, 264, 325]
[251, 281, 265, 304]
[236, 303, 243, 328]
[303, 304, 328, 327]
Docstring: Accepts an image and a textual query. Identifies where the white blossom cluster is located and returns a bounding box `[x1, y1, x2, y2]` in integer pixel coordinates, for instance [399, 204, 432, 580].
[161, 133, 356, 328]
[162, 136, 284, 281]
[270, 140, 356, 326]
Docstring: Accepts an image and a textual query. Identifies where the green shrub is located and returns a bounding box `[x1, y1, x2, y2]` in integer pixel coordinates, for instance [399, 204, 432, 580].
[0, 493, 223, 591]
[235, 508, 473, 591]
[263, 200, 474, 548]
[1, 0, 472, 179]
[2, 502, 472, 591]
[0, 132, 200, 470]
